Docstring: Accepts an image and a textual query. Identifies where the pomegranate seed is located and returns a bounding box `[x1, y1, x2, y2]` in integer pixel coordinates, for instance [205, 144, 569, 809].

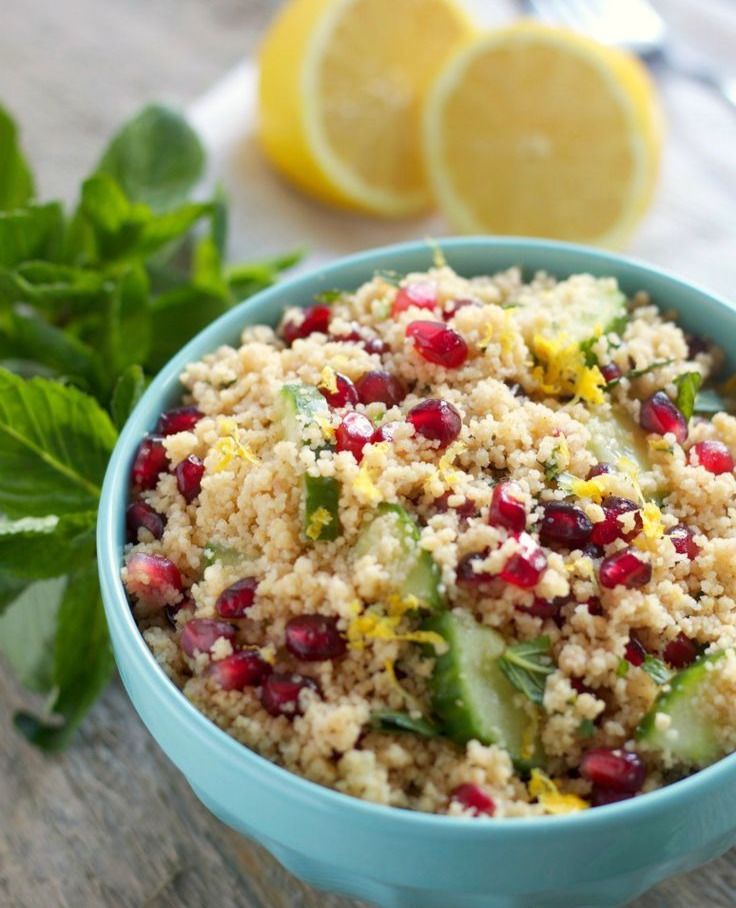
[363, 337, 388, 355]
[592, 788, 635, 807]
[355, 370, 406, 407]
[175, 454, 204, 503]
[686, 334, 709, 358]
[625, 635, 647, 667]
[443, 298, 477, 321]
[131, 436, 169, 490]
[180, 618, 237, 657]
[580, 748, 646, 793]
[165, 597, 194, 628]
[570, 677, 592, 695]
[587, 462, 614, 479]
[590, 496, 642, 546]
[586, 597, 603, 616]
[456, 552, 493, 585]
[539, 502, 593, 548]
[260, 672, 319, 717]
[215, 577, 258, 618]
[126, 501, 165, 542]
[335, 412, 375, 462]
[450, 783, 495, 816]
[433, 491, 477, 518]
[517, 597, 563, 619]
[282, 305, 331, 345]
[392, 282, 437, 317]
[406, 321, 468, 368]
[208, 649, 272, 690]
[664, 632, 699, 669]
[500, 532, 547, 588]
[318, 372, 359, 408]
[285, 615, 346, 661]
[582, 542, 604, 559]
[332, 326, 387, 355]
[690, 440, 734, 475]
[667, 524, 700, 559]
[600, 363, 622, 384]
[599, 547, 651, 589]
[156, 406, 203, 436]
[124, 553, 182, 607]
[639, 391, 688, 444]
[488, 481, 527, 532]
[372, 420, 400, 443]
[406, 399, 462, 449]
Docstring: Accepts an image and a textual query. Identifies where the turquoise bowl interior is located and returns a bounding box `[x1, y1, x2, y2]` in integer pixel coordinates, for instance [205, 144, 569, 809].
[98, 237, 736, 908]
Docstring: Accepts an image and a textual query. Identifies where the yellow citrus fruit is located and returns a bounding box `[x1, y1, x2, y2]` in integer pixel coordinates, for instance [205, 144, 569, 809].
[258, 0, 475, 217]
[423, 21, 663, 247]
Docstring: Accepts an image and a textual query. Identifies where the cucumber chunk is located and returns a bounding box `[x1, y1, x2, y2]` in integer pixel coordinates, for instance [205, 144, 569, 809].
[203, 541, 243, 567]
[276, 383, 329, 447]
[304, 474, 341, 541]
[354, 503, 442, 610]
[587, 408, 653, 474]
[423, 609, 537, 761]
[636, 650, 730, 768]
[523, 278, 627, 347]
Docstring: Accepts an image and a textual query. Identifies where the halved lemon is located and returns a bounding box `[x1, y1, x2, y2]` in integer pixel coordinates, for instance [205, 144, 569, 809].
[423, 21, 663, 247]
[258, 0, 475, 217]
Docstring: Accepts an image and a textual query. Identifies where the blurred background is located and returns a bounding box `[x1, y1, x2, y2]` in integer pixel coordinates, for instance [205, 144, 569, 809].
[1, 2, 735, 907]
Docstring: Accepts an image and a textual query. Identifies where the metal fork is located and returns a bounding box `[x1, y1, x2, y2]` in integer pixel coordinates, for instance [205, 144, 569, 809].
[522, 0, 736, 113]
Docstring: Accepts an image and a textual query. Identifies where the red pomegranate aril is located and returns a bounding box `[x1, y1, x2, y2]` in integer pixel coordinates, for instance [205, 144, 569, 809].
[175, 454, 205, 503]
[570, 677, 592, 696]
[282, 305, 331, 345]
[208, 649, 272, 690]
[488, 481, 526, 532]
[433, 491, 477, 518]
[391, 282, 437, 316]
[690, 440, 734, 475]
[667, 524, 700, 559]
[372, 420, 401, 443]
[406, 399, 462, 449]
[664, 632, 699, 669]
[126, 501, 165, 542]
[500, 532, 547, 588]
[261, 672, 319, 717]
[592, 788, 635, 807]
[156, 405, 204, 436]
[443, 298, 477, 321]
[600, 363, 622, 384]
[363, 336, 388, 355]
[599, 547, 651, 589]
[355, 370, 406, 407]
[406, 321, 468, 369]
[124, 553, 182, 608]
[587, 462, 614, 479]
[518, 597, 563, 619]
[586, 597, 603, 616]
[456, 552, 494, 585]
[180, 618, 237, 657]
[131, 436, 169, 490]
[580, 748, 646, 793]
[215, 577, 259, 618]
[625, 635, 647, 667]
[335, 412, 375, 462]
[285, 615, 347, 661]
[539, 502, 593, 548]
[582, 542, 605, 559]
[639, 391, 688, 444]
[590, 496, 642, 546]
[165, 597, 194, 628]
[450, 783, 495, 816]
[318, 372, 359, 408]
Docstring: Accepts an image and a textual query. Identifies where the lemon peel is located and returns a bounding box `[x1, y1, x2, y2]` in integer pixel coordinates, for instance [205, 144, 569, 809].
[305, 506, 334, 541]
[529, 769, 588, 814]
[318, 365, 339, 395]
[213, 418, 261, 472]
[532, 333, 606, 405]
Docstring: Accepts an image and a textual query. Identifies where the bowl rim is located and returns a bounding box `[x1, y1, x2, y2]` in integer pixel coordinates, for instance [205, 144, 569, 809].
[98, 234, 736, 833]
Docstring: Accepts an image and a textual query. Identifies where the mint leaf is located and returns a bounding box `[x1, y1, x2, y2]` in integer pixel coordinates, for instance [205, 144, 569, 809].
[675, 371, 702, 421]
[369, 710, 440, 738]
[616, 659, 629, 677]
[96, 104, 204, 212]
[111, 364, 145, 430]
[0, 368, 117, 517]
[499, 636, 555, 706]
[578, 718, 595, 739]
[0, 261, 107, 309]
[0, 202, 64, 267]
[99, 265, 152, 378]
[0, 106, 34, 211]
[147, 285, 228, 371]
[15, 562, 115, 751]
[0, 578, 65, 691]
[0, 573, 29, 616]
[642, 655, 670, 685]
[0, 513, 96, 580]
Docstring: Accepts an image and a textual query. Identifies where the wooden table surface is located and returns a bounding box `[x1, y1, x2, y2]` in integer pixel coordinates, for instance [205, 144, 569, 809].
[1, 1, 735, 907]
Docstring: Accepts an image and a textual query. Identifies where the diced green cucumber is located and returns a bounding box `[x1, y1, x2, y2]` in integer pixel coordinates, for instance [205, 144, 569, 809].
[354, 502, 442, 610]
[203, 541, 244, 567]
[276, 383, 330, 447]
[636, 650, 730, 768]
[304, 474, 341, 542]
[423, 609, 537, 762]
[537, 279, 627, 347]
[587, 408, 653, 474]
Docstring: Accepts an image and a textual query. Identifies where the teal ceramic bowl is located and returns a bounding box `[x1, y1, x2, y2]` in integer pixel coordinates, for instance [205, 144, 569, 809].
[98, 238, 736, 908]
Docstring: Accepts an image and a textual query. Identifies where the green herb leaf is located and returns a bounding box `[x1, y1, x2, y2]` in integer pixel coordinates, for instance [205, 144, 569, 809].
[0, 368, 117, 517]
[616, 659, 629, 677]
[0, 513, 96, 580]
[110, 364, 145, 430]
[15, 562, 115, 751]
[369, 710, 440, 738]
[0, 573, 28, 616]
[226, 249, 303, 300]
[147, 285, 228, 372]
[0, 202, 64, 267]
[95, 104, 204, 212]
[675, 371, 702, 421]
[0, 106, 34, 211]
[499, 635, 555, 706]
[0, 577, 65, 691]
[605, 359, 675, 388]
[314, 289, 343, 304]
[98, 265, 152, 379]
[694, 388, 727, 415]
[578, 718, 595, 739]
[642, 655, 670, 685]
